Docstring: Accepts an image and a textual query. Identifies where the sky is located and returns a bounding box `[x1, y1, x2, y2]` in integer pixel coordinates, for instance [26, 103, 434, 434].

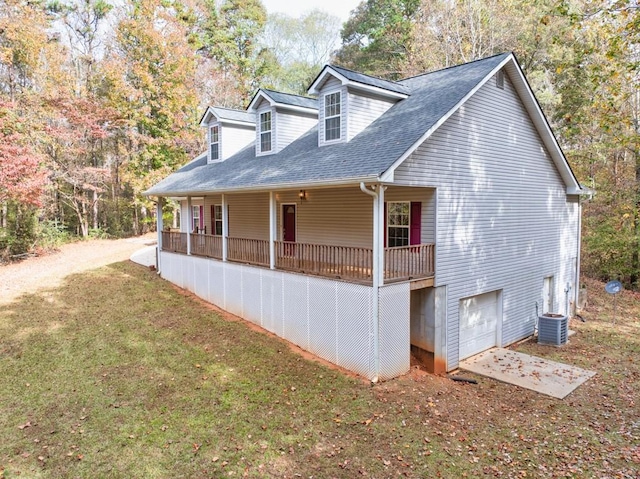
[260, 0, 362, 22]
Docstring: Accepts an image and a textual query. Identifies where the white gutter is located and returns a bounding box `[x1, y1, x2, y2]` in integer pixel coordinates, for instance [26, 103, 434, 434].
[145, 175, 380, 199]
[360, 182, 380, 383]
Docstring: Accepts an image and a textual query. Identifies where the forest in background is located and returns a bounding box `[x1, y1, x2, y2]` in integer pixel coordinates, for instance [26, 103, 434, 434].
[0, 0, 638, 288]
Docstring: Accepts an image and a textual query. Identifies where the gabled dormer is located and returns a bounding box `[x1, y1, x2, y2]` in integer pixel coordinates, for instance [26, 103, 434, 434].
[308, 65, 410, 146]
[248, 89, 318, 156]
[199, 107, 256, 163]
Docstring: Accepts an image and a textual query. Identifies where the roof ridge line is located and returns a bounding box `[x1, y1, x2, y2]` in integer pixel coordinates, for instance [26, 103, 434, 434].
[329, 64, 407, 86]
[399, 52, 512, 82]
[261, 88, 316, 100]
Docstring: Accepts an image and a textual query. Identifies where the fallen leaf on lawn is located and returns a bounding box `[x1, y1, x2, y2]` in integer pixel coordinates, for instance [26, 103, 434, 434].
[18, 421, 32, 430]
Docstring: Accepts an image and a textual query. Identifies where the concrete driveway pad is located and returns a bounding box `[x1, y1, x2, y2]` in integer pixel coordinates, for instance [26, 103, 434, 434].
[460, 348, 596, 399]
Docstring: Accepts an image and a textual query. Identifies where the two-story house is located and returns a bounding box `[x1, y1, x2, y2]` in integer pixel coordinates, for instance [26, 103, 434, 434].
[145, 53, 585, 381]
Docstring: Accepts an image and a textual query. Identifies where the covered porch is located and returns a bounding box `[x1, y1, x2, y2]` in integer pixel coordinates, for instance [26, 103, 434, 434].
[157, 184, 436, 286]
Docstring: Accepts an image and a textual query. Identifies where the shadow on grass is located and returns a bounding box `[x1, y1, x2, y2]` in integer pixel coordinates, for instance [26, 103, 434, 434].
[0, 265, 638, 478]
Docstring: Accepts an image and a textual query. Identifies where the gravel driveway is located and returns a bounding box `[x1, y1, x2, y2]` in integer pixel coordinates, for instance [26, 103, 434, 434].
[0, 235, 156, 305]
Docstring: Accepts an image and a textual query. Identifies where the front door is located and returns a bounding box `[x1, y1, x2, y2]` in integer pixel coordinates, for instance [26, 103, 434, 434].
[283, 204, 296, 242]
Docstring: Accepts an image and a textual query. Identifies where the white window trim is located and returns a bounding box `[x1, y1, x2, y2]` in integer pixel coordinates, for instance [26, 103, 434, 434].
[192, 205, 201, 233]
[213, 204, 223, 236]
[387, 201, 410, 248]
[209, 124, 220, 162]
[258, 109, 273, 155]
[323, 89, 342, 143]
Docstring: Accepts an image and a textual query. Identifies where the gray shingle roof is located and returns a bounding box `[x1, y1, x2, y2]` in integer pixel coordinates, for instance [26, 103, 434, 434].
[329, 65, 410, 95]
[146, 53, 510, 197]
[261, 89, 317, 110]
[210, 107, 255, 124]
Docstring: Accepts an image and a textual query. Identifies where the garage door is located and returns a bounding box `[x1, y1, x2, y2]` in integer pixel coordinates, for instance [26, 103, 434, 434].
[459, 291, 500, 360]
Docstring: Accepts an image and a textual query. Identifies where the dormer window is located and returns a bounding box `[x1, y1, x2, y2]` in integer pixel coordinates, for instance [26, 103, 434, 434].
[260, 111, 272, 153]
[209, 125, 219, 161]
[324, 91, 341, 141]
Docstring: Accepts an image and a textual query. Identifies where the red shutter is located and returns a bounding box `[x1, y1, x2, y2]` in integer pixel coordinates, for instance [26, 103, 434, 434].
[410, 202, 421, 245]
[383, 202, 387, 248]
[211, 205, 215, 235]
[199, 205, 204, 232]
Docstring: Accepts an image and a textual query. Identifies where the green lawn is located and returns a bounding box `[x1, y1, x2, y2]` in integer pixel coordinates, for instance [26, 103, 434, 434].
[1, 262, 638, 478]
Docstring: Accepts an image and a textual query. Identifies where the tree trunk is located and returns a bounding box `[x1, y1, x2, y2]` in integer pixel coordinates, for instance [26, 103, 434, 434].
[1, 202, 6, 228]
[140, 205, 148, 234]
[92, 189, 99, 230]
[133, 206, 139, 235]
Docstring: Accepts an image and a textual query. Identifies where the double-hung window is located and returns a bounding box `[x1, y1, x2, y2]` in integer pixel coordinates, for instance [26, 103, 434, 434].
[212, 204, 223, 236]
[260, 111, 272, 153]
[324, 91, 341, 141]
[387, 202, 410, 247]
[192, 205, 201, 233]
[386, 201, 422, 247]
[210, 125, 219, 161]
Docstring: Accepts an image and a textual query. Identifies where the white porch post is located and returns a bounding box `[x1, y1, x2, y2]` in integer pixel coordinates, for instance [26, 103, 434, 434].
[360, 182, 383, 382]
[377, 186, 386, 286]
[221, 193, 228, 261]
[269, 191, 276, 270]
[156, 197, 164, 271]
[186, 196, 192, 255]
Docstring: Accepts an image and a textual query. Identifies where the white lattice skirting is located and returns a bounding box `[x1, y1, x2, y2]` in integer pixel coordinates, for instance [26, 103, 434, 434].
[160, 252, 410, 380]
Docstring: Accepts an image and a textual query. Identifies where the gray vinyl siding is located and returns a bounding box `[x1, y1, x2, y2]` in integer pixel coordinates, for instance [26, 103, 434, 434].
[180, 198, 204, 233]
[318, 77, 348, 147]
[203, 195, 222, 235]
[385, 187, 436, 244]
[220, 124, 254, 161]
[227, 193, 270, 240]
[394, 71, 580, 370]
[277, 188, 372, 247]
[275, 109, 317, 152]
[347, 90, 397, 141]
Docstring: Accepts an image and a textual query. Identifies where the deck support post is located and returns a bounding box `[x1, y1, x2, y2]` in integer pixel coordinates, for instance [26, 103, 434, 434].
[156, 197, 163, 271]
[222, 194, 228, 261]
[269, 191, 276, 269]
[186, 196, 192, 256]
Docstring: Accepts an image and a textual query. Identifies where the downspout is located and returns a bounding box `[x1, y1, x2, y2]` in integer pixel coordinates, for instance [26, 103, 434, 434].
[574, 198, 583, 316]
[360, 182, 380, 383]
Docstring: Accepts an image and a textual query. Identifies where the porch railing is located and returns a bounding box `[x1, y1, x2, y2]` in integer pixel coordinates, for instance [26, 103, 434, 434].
[275, 241, 373, 282]
[227, 237, 270, 266]
[384, 243, 435, 281]
[190, 234, 222, 259]
[161, 233, 434, 284]
[161, 231, 187, 254]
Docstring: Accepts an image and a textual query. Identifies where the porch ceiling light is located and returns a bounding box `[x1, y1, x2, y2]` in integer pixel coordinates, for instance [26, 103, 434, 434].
[299, 190, 307, 200]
